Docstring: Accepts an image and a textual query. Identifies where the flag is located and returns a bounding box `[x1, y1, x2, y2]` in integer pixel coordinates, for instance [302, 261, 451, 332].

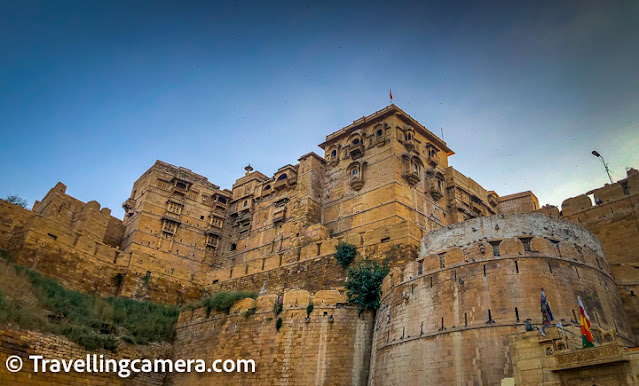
[578, 297, 595, 348]
[390, 89, 393, 100]
[541, 289, 554, 321]
[540, 289, 554, 336]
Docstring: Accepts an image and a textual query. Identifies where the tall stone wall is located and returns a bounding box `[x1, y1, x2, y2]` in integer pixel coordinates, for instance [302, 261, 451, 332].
[171, 290, 374, 385]
[0, 327, 170, 385]
[204, 221, 419, 294]
[369, 213, 634, 385]
[0, 185, 209, 304]
[540, 169, 639, 340]
[0, 200, 37, 249]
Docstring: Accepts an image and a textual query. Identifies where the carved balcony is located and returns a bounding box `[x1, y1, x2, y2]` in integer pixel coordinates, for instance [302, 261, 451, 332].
[206, 227, 221, 237]
[274, 177, 295, 191]
[403, 140, 415, 152]
[402, 171, 421, 187]
[552, 343, 628, 371]
[122, 198, 136, 216]
[349, 143, 365, 159]
[162, 213, 181, 223]
[428, 181, 444, 200]
[205, 236, 219, 248]
[350, 177, 364, 191]
[273, 207, 286, 223]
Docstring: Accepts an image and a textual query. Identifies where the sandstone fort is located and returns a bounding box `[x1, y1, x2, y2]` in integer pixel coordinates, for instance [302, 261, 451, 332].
[1, 104, 638, 385]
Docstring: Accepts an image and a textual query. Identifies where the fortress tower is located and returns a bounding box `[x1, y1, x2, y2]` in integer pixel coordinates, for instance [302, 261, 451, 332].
[370, 213, 634, 384]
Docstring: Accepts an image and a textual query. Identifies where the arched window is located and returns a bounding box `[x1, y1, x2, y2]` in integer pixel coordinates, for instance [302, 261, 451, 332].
[176, 182, 187, 189]
[406, 133, 412, 141]
[352, 168, 359, 179]
[352, 138, 360, 145]
[377, 129, 383, 137]
[413, 162, 419, 173]
[243, 200, 248, 207]
[264, 184, 271, 190]
[218, 197, 227, 204]
[277, 174, 287, 181]
[331, 149, 337, 158]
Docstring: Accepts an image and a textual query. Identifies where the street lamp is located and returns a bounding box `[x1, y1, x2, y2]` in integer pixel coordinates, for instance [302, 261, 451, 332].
[591, 150, 613, 184]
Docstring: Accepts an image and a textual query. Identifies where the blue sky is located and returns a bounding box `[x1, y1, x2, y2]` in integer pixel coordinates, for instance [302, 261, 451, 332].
[1, 0, 638, 218]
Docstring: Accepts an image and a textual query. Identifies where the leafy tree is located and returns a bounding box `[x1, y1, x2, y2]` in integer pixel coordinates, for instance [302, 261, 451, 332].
[334, 242, 358, 268]
[346, 258, 390, 314]
[4, 194, 27, 208]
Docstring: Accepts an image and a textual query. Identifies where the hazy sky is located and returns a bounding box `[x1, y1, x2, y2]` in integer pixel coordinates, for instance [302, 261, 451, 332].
[1, 0, 638, 218]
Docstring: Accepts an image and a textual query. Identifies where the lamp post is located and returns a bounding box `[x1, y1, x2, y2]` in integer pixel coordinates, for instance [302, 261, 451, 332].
[591, 150, 613, 184]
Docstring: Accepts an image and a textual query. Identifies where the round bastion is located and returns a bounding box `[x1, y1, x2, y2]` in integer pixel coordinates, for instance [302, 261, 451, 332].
[369, 213, 633, 385]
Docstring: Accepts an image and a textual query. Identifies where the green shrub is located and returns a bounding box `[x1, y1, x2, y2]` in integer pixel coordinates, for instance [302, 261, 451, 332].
[182, 291, 258, 316]
[0, 250, 16, 264]
[273, 299, 283, 316]
[306, 301, 314, 316]
[276, 317, 283, 331]
[334, 242, 358, 268]
[201, 291, 257, 316]
[346, 258, 390, 314]
[243, 307, 257, 318]
[0, 291, 7, 322]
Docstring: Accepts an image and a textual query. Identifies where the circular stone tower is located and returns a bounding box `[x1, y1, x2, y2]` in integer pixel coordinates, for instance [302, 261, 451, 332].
[369, 213, 633, 385]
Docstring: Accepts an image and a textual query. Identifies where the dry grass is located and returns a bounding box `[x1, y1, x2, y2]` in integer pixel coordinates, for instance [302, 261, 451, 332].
[0, 255, 49, 330]
[0, 250, 179, 351]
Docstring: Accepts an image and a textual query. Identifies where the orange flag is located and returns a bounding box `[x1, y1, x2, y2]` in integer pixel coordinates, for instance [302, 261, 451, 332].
[578, 297, 594, 347]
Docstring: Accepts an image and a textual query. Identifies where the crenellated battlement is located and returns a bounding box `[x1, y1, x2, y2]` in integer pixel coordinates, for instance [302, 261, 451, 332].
[177, 289, 352, 328]
[535, 168, 639, 339]
[369, 212, 635, 385]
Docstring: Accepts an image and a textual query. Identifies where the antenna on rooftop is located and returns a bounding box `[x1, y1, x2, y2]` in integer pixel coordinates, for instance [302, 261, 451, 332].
[441, 128, 444, 140]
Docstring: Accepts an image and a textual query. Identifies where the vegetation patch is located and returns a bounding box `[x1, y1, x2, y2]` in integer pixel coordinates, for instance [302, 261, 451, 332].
[306, 301, 314, 316]
[275, 317, 283, 331]
[183, 291, 258, 316]
[346, 258, 390, 314]
[0, 250, 179, 352]
[3, 194, 28, 208]
[243, 307, 257, 318]
[273, 297, 283, 316]
[334, 242, 358, 268]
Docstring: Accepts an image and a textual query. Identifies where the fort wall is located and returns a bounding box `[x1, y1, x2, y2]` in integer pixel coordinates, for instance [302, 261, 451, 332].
[369, 213, 633, 385]
[0, 184, 211, 304]
[0, 327, 170, 385]
[538, 169, 639, 340]
[171, 290, 373, 385]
